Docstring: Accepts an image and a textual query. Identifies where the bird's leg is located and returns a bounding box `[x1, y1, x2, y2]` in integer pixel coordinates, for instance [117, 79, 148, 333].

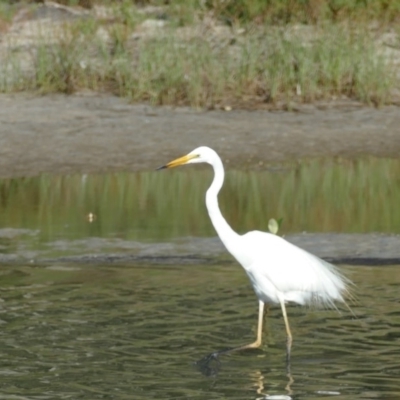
[279, 298, 293, 364]
[232, 300, 265, 351]
[196, 301, 265, 375]
[199, 300, 265, 359]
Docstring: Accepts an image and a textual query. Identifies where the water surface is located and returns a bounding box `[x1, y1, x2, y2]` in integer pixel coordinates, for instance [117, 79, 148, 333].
[0, 157, 399, 398]
[0, 262, 399, 399]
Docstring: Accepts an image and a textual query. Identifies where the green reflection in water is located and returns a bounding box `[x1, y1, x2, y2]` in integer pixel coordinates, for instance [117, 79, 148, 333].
[0, 157, 399, 242]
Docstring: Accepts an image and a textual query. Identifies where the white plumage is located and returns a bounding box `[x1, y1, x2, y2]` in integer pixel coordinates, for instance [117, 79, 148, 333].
[160, 146, 351, 353]
[241, 231, 347, 306]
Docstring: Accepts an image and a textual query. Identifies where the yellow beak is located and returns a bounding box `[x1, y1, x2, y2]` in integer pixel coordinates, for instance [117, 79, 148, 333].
[157, 154, 197, 170]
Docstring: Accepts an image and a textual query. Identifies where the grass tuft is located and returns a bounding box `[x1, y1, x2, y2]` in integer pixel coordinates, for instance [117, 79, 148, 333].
[0, 1, 398, 108]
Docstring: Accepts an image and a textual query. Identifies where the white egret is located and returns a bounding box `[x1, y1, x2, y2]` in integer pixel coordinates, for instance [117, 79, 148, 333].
[158, 146, 352, 355]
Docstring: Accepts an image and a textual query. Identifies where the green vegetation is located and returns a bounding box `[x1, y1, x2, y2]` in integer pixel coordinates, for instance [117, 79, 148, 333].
[201, 0, 400, 24]
[0, 1, 399, 107]
[27, 0, 400, 24]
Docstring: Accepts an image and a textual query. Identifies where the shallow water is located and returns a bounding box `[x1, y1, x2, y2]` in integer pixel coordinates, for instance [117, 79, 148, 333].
[0, 157, 400, 255]
[0, 157, 399, 398]
[0, 263, 399, 399]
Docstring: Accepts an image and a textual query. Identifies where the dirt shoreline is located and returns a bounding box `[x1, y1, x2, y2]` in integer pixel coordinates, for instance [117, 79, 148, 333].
[1, 231, 400, 266]
[1, 93, 400, 179]
[1, 94, 400, 264]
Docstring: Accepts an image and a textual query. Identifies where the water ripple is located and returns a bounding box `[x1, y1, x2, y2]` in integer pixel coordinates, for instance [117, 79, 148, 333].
[0, 263, 398, 399]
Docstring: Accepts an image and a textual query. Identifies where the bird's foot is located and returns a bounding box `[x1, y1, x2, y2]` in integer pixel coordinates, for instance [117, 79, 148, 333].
[195, 347, 235, 376]
[195, 351, 221, 377]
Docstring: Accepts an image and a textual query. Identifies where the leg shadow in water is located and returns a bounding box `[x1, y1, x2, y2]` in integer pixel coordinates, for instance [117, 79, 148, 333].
[195, 347, 233, 376]
[195, 344, 293, 378]
[195, 348, 294, 399]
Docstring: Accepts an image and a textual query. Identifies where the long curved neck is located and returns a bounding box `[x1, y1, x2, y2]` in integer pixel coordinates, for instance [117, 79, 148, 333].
[206, 157, 240, 252]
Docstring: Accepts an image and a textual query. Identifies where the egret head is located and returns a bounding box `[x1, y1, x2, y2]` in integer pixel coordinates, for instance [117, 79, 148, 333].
[157, 146, 217, 169]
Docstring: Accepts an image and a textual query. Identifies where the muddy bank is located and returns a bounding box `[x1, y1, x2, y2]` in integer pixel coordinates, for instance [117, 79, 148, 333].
[1, 229, 399, 266]
[0, 93, 400, 178]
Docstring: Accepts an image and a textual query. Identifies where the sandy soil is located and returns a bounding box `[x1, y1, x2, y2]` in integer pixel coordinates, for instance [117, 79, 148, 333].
[1, 93, 400, 178]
